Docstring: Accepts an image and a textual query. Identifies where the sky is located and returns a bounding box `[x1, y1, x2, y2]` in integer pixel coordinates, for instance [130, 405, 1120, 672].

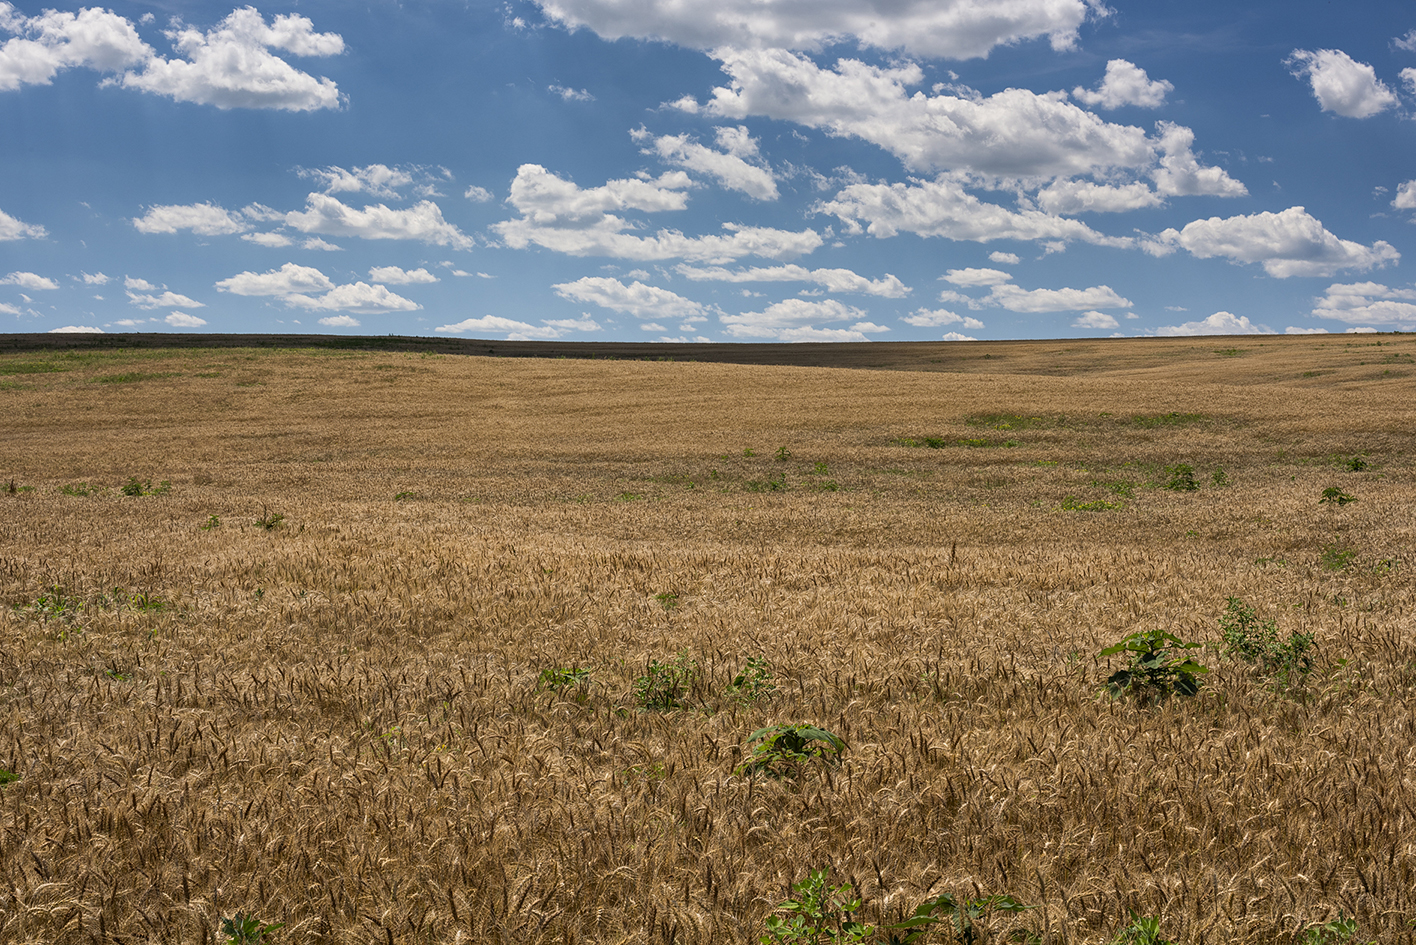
[3, 0, 1416, 342]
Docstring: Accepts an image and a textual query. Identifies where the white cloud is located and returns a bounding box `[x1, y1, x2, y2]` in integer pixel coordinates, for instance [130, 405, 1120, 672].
[902, 307, 984, 329]
[543, 316, 601, 332]
[1286, 49, 1397, 119]
[318, 315, 360, 328]
[1155, 311, 1270, 336]
[369, 266, 438, 284]
[720, 297, 869, 340]
[299, 164, 415, 199]
[1397, 29, 1416, 52]
[0, 206, 46, 240]
[241, 231, 293, 247]
[549, 83, 593, 101]
[49, 325, 105, 333]
[986, 283, 1131, 312]
[0, 302, 20, 315]
[121, 7, 344, 111]
[1311, 281, 1416, 328]
[532, 0, 1097, 60]
[1285, 326, 1328, 334]
[1150, 122, 1248, 198]
[109, 318, 146, 327]
[1035, 179, 1162, 214]
[1156, 207, 1400, 278]
[1072, 310, 1119, 329]
[988, 251, 1020, 265]
[1072, 60, 1173, 109]
[1, 271, 58, 290]
[79, 272, 109, 284]
[133, 202, 249, 236]
[553, 276, 705, 319]
[0, 2, 150, 92]
[464, 185, 494, 202]
[285, 194, 473, 249]
[302, 237, 342, 251]
[639, 321, 666, 332]
[634, 125, 778, 200]
[128, 289, 203, 309]
[165, 311, 207, 327]
[215, 263, 418, 313]
[502, 163, 692, 223]
[434, 315, 566, 340]
[124, 276, 158, 290]
[696, 49, 1156, 180]
[820, 175, 1130, 247]
[1393, 180, 1416, 210]
[1403, 67, 1416, 95]
[676, 263, 909, 297]
[941, 267, 1012, 287]
[939, 331, 978, 341]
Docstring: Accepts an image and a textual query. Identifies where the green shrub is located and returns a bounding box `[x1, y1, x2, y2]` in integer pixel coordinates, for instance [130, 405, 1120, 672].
[1300, 912, 1375, 945]
[889, 892, 1034, 944]
[762, 868, 874, 944]
[634, 651, 697, 710]
[1100, 630, 1208, 704]
[1319, 486, 1356, 506]
[1109, 911, 1176, 945]
[1219, 597, 1314, 687]
[121, 476, 171, 497]
[220, 913, 283, 945]
[726, 655, 777, 704]
[738, 724, 845, 778]
[1163, 464, 1199, 492]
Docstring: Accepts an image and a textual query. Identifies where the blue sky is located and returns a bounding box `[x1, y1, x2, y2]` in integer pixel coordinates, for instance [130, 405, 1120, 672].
[3, 0, 1416, 341]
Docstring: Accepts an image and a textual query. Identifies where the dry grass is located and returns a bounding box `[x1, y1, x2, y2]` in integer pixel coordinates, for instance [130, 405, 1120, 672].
[1, 336, 1414, 945]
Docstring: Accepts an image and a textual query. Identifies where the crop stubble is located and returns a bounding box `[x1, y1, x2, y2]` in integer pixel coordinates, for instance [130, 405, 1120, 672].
[0, 336, 1414, 943]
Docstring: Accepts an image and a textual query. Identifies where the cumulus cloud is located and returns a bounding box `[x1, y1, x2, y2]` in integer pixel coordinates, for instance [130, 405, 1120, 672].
[902, 307, 984, 329]
[125, 276, 158, 291]
[1, 206, 46, 240]
[318, 315, 360, 328]
[820, 175, 1131, 247]
[719, 297, 870, 340]
[1311, 282, 1416, 328]
[133, 202, 251, 235]
[0, 2, 150, 91]
[165, 311, 207, 327]
[549, 83, 593, 101]
[1285, 326, 1328, 334]
[464, 186, 494, 202]
[242, 231, 293, 247]
[634, 125, 778, 200]
[302, 237, 342, 251]
[285, 194, 473, 249]
[435, 315, 583, 340]
[1073, 60, 1173, 109]
[215, 262, 419, 312]
[1155, 207, 1399, 278]
[299, 164, 418, 199]
[369, 266, 438, 284]
[985, 283, 1131, 312]
[494, 164, 820, 262]
[79, 271, 109, 284]
[941, 267, 1012, 287]
[1393, 180, 1416, 210]
[1286, 49, 1398, 118]
[1, 271, 59, 290]
[49, 325, 104, 333]
[676, 263, 909, 297]
[1072, 310, 1119, 329]
[1035, 179, 1162, 214]
[531, 0, 1097, 60]
[553, 276, 705, 319]
[989, 251, 1020, 265]
[1155, 311, 1269, 336]
[121, 7, 344, 111]
[128, 289, 203, 309]
[939, 331, 978, 341]
[1150, 122, 1248, 198]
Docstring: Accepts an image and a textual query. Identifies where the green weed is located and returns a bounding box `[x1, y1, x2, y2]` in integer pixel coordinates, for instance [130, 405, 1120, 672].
[254, 508, 285, 530]
[201, 515, 221, 530]
[1108, 911, 1177, 945]
[121, 476, 171, 496]
[633, 651, 697, 710]
[393, 490, 419, 501]
[726, 655, 777, 704]
[1319, 486, 1356, 506]
[1345, 456, 1368, 472]
[1061, 495, 1124, 511]
[738, 724, 845, 778]
[0, 769, 19, 788]
[536, 666, 592, 693]
[745, 472, 787, 493]
[762, 868, 874, 944]
[1100, 630, 1208, 704]
[1219, 597, 1314, 687]
[655, 591, 680, 610]
[1320, 545, 1355, 571]
[1300, 911, 1376, 945]
[775, 445, 793, 462]
[59, 482, 97, 497]
[220, 913, 284, 945]
[93, 371, 182, 384]
[889, 892, 1035, 944]
[1163, 464, 1199, 492]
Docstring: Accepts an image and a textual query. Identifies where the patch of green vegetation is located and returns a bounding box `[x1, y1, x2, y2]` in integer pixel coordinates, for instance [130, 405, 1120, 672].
[1060, 495, 1124, 511]
[1163, 463, 1200, 492]
[965, 413, 1063, 430]
[5, 480, 34, 495]
[1321, 544, 1356, 571]
[59, 482, 98, 497]
[93, 371, 183, 384]
[738, 724, 846, 779]
[0, 360, 67, 375]
[1319, 486, 1356, 506]
[1100, 629, 1208, 705]
[1215, 347, 1244, 357]
[121, 477, 171, 496]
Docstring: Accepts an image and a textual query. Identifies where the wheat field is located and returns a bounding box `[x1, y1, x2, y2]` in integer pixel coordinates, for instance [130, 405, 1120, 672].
[1, 336, 1414, 945]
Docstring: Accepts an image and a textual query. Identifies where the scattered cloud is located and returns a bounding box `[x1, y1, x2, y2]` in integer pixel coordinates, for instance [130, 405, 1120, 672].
[1036, 179, 1162, 214]
[531, 0, 1098, 60]
[369, 266, 438, 284]
[285, 194, 473, 249]
[1154, 206, 1399, 277]
[165, 311, 207, 327]
[464, 185, 494, 202]
[549, 83, 593, 101]
[1, 271, 59, 290]
[120, 8, 345, 111]
[634, 125, 778, 200]
[0, 3, 150, 92]
[1285, 326, 1328, 334]
[494, 164, 821, 262]
[902, 307, 984, 329]
[553, 276, 705, 319]
[719, 297, 870, 340]
[1310, 281, 1416, 328]
[988, 251, 1020, 265]
[939, 331, 978, 341]
[985, 283, 1131, 312]
[242, 231, 293, 247]
[1155, 311, 1269, 336]
[1393, 180, 1416, 210]
[1286, 48, 1397, 118]
[124, 276, 158, 290]
[435, 315, 572, 340]
[133, 201, 250, 235]
[214, 262, 419, 312]
[49, 325, 104, 333]
[941, 267, 1012, 287]
[1073, 60, 1173, 109]
[302, 237, 342, 251]
[1151, 122, 1248, 198]
[676, 263, 909, 297]
[298, 164, 421, 199]
[317, 315, 360, 327]
[1, 206, 47, 240]
[1072, 310, 1119, 329]
[128, 289, 203, 308]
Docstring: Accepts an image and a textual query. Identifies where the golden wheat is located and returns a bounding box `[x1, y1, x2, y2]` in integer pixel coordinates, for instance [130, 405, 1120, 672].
[0, 337, 1413, 944]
